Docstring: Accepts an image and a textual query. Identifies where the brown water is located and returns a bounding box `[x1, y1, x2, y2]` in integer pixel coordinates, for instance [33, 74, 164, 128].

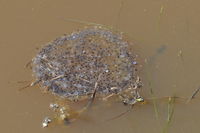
[1, 0, 200, 133]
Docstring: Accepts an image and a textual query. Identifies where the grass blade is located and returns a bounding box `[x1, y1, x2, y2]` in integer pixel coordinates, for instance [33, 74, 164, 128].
[162, 96, 175, 133]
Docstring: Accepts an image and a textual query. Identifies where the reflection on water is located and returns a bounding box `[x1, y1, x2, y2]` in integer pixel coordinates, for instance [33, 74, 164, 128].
[1, 0, 200, 133]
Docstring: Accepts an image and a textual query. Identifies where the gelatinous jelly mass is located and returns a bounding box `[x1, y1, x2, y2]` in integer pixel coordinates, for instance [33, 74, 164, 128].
[32, 27, 138, 100]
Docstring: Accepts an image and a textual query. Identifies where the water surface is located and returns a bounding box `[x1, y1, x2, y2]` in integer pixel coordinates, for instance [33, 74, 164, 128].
[1, 0, 200, 133]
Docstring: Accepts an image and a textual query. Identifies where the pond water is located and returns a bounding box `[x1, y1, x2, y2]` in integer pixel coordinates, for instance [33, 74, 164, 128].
[1, 0, 200, 133]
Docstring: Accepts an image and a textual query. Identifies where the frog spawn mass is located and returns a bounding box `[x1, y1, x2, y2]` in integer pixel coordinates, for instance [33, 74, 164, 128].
[32, 26, 142, 102]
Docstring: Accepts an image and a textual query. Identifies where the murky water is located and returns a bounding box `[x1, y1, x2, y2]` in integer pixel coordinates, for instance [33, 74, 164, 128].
[1, 0, 200, 133]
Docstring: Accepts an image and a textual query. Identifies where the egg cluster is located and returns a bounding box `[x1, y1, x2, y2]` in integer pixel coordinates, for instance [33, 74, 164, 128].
[32, 27, 138, 101]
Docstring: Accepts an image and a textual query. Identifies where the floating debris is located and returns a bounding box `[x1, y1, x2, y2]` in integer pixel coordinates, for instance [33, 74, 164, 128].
[42, 117, 52, 128]
[49, 103, 59, 111]
[132, 61, 137, 65]
[59, 107, 66, 114]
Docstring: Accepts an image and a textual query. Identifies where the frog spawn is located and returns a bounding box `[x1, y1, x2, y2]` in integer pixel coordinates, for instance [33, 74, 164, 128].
[31, 26, 143, 127]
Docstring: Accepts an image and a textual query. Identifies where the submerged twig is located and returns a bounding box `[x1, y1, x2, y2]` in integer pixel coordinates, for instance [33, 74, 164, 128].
[167, 97, 175, 122]
[18, 79, 41, 91]
[84, 73, 102, 110]
[57, 17, 122, 33]
[159, 5, 164, 17]
[157, 5, 165, 32]
[145, 55, 159, 119]
[146, 95, 185, 101]
[58, 74, 103, 124]
[106, 106, 133, 122]
[25, 60, 32, 69]
[116, 0, 124, 29]
[150, 87, 159, 119]
[9, 80, 31, 84]
[186, 87, 200, 103]
[59, 18, 102, 26]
